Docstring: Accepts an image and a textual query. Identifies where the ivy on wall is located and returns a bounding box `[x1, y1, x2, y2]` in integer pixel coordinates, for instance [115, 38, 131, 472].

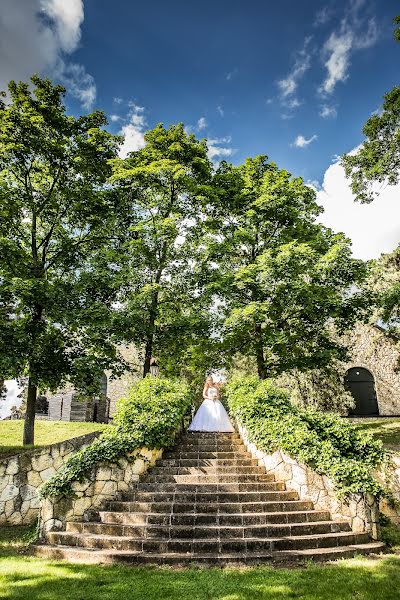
[225, 375, 387, 497]
[40, 377, 192, 498]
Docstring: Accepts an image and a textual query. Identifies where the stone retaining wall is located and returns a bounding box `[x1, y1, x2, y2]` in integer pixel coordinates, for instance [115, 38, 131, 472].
[379, 453, 400, 526]
[0, 432, 99, 525]
[40, 447, 162, 535]
[237, 423, 381, 540]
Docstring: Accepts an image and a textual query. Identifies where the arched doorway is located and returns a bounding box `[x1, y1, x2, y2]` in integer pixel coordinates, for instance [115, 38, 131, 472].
[345, 367, 379, 416]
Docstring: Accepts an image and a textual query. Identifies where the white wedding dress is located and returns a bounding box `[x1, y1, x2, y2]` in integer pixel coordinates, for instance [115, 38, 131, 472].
[188, 386, 234, 432]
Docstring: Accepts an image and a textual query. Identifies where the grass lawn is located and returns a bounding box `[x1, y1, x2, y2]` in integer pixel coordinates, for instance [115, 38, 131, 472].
[0, 527, 399, 600]
[352, 418, 400, 451]
[0, 420, 107, 456]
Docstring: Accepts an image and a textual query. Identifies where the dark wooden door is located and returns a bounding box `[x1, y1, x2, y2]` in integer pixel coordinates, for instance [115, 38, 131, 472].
[345, 368, 379, 416]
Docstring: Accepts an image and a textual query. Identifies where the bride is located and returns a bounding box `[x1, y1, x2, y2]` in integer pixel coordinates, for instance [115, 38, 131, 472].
[188, 376, 234, 432]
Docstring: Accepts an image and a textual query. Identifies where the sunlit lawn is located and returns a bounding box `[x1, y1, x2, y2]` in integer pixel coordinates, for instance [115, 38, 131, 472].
[352, 417, 400, 451]
[0, 526, 399, 600]
[0, 420, 107, 456]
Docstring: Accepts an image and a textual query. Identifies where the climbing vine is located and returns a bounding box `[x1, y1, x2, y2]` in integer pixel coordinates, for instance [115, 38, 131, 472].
[40, 377, 192, 498]
[225, 375, 387, 497]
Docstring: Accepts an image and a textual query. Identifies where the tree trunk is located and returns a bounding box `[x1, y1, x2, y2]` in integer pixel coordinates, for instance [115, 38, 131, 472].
[23, 378, 37, 445]
[255, 325, 268, 379]
[143, 335, 153, 377]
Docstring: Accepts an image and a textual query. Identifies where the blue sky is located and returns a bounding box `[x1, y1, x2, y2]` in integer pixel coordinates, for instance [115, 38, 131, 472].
[75, 0, 399, 184]
[0, 0, 399, 259]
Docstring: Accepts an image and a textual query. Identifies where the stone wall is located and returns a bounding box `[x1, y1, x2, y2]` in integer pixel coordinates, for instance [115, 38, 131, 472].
[40, 447, 162, 535]
[343, 323, 400, 416]
[237, 423, 381, 540]
[379, 453, 400, 526]
[0, 432, 99, 525]
[106, 344, 142, 418]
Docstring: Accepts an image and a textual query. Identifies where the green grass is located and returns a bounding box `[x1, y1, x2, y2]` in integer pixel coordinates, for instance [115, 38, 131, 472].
[0, 527, 400, 600]
[0, 420, 107, 456]
[352, 418, 400, 451]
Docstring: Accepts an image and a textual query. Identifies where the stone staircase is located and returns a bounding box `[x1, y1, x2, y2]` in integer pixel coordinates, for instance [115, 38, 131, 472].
[34, 432, 384, 565]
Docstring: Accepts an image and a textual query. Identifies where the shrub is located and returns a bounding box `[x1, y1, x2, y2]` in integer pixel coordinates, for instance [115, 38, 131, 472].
[224, 375, 387, 497]
[40, 377, 192, 498]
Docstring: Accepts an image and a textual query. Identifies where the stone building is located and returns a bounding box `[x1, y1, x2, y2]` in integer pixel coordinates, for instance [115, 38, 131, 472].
[14, 325, 400, 423]
[343, 322, 400, 417]
[41, 344, 141, 423]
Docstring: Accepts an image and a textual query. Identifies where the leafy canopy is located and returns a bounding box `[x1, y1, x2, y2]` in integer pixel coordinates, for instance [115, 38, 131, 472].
[0, 76, 125, 443]
[203, 156, 368, 378]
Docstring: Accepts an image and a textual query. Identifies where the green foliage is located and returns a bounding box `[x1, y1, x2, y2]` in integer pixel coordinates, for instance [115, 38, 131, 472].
[342, 86, 400, 203]
[203, 156, 368, 378]
[367, 247, 400, 338]
[110, 123, 217, 378]
[40, 377, 192, 498]
[275, 361, 355, 414]
[0, 76, 125, 443]
[225, 375, 386, 496]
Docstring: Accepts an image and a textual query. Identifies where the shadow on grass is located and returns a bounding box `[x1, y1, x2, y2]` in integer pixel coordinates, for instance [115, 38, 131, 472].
[0, 554, 399, 600]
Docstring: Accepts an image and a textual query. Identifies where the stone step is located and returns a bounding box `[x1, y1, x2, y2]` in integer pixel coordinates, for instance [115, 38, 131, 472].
[98, 509, 333, 526]
[132, 482, 285, 493]
[107, 499, 315, 514]
[66, 519, 351, 539]
[164, 451, 249, 459]
[141, 474, 276, 484]
[123, 490, 299, 503]
[47, 530, 370, 553]
[149, 465, 269, 475]
[175, 444, 246, 452]
[182, 433, 240, 440]
[33, 541, 385, 565]
[157, 458, 259, 467]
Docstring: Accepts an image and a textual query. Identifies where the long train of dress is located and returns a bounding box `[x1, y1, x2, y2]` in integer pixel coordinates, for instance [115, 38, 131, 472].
[188, 392, 234, 432]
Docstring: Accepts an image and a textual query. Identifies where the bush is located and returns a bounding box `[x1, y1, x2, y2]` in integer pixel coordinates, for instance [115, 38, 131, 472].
[224, 375, 386, 497]
[40, 377, 192, 498]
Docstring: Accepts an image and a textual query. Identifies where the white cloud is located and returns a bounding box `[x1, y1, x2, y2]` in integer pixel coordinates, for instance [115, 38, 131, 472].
[319, 2, 378, 95]
[110, 114, 121, 122]
[56, 62, 96, 109]
[0, 0, 96, 108]
[314, 6, 333, 27]
[0, 380, 23, 420]
[217, 105, 224, 117]
[197, 116, 207, 131]
[317, 156, 400, 260]
[113, 97, 123, 104]
[118, 104, 146, 158]
[207, 136, 235, 164]
[319, 104, 337, 118]
[225, 68, 238, 81]
[291, 134, 318, 148]
[277, 37, 312, 102]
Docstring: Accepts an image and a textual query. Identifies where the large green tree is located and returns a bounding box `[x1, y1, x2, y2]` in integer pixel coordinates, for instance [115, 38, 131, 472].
[204, 156, 368, 379]
[342, 16, 400, 202]
[0, 77, 125, 444]
[111, 123, 217, 378]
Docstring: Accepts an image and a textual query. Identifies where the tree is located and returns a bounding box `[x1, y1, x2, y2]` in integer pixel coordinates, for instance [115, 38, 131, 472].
[367, 246, 400, 338]
[110, 123, 217, 378]
[341, 16, 400, 202]
[204, 156, 368, 379]
[0, 76, 124, 444]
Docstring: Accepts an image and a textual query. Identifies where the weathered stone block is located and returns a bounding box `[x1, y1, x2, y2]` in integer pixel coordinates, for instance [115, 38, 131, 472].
[40, 467, 57, 481]
[0, 484, 19, 502]
[20, 485, 36, 501]
[31, 454, 53, 472]
[5, 458, 19, 475]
